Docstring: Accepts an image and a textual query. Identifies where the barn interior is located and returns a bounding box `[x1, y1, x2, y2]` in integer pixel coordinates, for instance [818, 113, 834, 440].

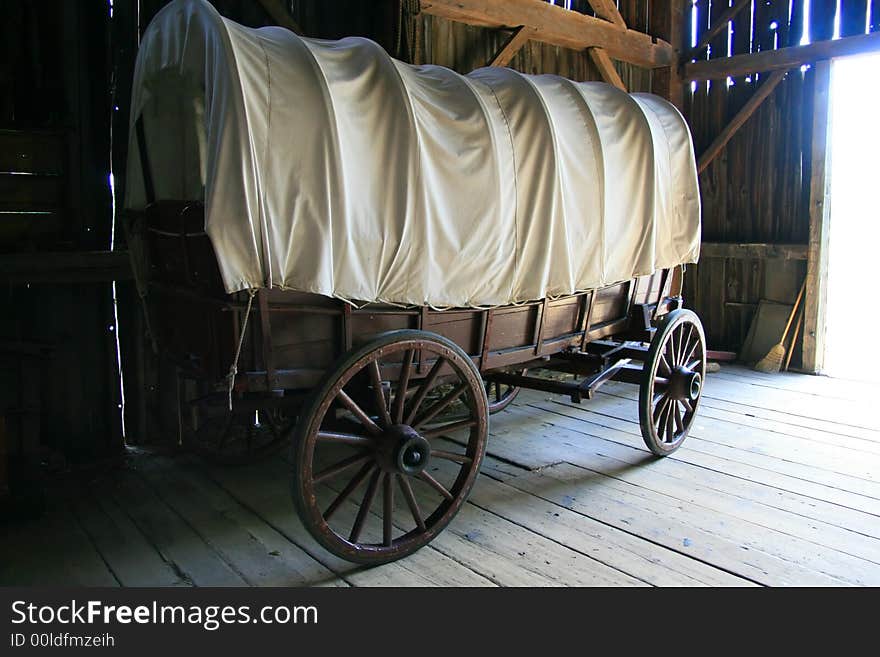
[1, 0, 879, 587]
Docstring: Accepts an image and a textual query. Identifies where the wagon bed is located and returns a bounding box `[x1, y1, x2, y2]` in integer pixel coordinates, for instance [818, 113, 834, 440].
[130, 200, 706, 564]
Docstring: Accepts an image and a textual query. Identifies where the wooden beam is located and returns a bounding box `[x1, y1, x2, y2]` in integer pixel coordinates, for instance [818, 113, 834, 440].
[685, 30, 880, 80]
[0, 250, 133, 283]
[488, 26, 532, 67]
[697, 68, 788, 174]
[683, 0, 751, 63]
[700, 242, 809, 261]
[255, 0, 303, 35]
[587, 0, 626, 29]
[588, 48, 626, 91]
[420, 0, 675, 69]
[802, 61, 833, 374]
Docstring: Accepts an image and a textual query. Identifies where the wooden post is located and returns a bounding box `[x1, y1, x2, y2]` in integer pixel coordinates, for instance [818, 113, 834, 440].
[802, 61, 833, 374]
[488, 26, 531, 67]
[588, 48, 627, 91]
[650, 0, 686, 109]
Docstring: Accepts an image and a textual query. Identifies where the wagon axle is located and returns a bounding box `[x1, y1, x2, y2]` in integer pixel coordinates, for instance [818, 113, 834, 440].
[667, 366, 702, 404]
[376, 424, 432, 476]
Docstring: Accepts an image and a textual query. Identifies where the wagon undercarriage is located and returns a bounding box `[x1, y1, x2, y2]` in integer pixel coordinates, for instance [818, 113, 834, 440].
[132, 200, 706, 564]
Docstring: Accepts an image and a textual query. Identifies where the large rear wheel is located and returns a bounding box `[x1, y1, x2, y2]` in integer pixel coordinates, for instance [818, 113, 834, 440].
[291, 330, 489, 565]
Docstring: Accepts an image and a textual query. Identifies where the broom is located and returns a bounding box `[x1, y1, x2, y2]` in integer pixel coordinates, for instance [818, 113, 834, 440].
[783, 302, 804, 372]
[754, 280, 805, 374]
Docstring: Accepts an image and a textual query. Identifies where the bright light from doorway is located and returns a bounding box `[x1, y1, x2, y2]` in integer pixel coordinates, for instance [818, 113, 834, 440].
[823, 53, 880, 381]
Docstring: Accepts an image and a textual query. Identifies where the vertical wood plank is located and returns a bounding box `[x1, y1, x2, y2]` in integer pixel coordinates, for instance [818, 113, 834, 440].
[810, 0, 837, 42]
[788, 0, 806, 46]
[802, 61, 832, 373]
[839, 0, 869, 36]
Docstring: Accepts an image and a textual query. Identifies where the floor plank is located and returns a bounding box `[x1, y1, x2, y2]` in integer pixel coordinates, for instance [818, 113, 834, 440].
[484, 405, 880, 585]
[2, 365, 878, 587]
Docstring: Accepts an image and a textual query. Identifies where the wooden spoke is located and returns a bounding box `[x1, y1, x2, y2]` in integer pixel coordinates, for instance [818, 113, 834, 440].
[316, 431, 374, 447]
[653, 395, 670, 425]
[681, 326, 694, 364]
[313, 452, 371, 485]
[677, 326, 687, 364]
[349, 469, 382, 544]
[674, 401, 684, 434]
[336, 389, 382, 436]
[413, 382, 468, 429]
[324, 462, 376, 521]
[392, 349, 415, 424]
[421, 418, 477, 439]
[657, 402, 673, 440]
[261, 410, 281, 434]
[382, 473, 394, 547]
[367, 359, 392, 427]
[667, 329, 679, 367]
[190, 406, 290, 466]
[404, 356, 446, 425]
[658, 353, 673, 375]
[418, 471, 454, 501]
[681, 398, 694, 413]
[665, 407, 675, 443]
[654, 376, 670, 386]
[430, 449, 473, 465]
[686, 358, 702, 372]
[397, 474, 426, 532]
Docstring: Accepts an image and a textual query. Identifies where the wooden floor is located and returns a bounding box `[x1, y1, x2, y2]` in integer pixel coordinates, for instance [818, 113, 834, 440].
[3, 364, 880, 587]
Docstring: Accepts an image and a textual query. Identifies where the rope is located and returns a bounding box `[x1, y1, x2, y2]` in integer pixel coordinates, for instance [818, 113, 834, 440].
[227, 289, 257, 411]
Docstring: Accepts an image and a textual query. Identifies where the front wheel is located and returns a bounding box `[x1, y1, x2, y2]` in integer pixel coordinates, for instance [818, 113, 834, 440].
[290, 330, 489, 565]
[638, 309, 706, 456]
[485, 369, 527, 414]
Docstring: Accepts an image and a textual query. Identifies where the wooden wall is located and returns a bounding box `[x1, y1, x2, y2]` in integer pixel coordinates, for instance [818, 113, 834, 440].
[6, 0, 872, 464]
[684, 0, 878, 359]
[0, 0, 122, 470]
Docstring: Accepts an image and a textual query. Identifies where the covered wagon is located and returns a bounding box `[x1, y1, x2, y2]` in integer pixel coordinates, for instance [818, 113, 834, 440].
[125, 0, 705, 564]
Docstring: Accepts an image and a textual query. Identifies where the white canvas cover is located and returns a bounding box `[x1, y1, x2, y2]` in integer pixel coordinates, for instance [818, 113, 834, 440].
[125, 0, 700, 307]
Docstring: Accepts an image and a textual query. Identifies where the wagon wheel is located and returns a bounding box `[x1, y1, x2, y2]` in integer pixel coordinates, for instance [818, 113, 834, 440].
[485, 369, 527, 414]
[291, 330, 488, 565]
[638, 309, 706, 456]
[189, 405, 293, 466]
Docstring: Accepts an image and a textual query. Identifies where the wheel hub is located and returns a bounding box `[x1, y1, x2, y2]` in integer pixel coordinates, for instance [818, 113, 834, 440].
[669, 366, 702, 402]
[378, 424, 431, 475]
